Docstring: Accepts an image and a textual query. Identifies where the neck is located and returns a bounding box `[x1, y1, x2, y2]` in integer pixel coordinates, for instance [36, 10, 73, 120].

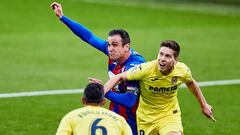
[118, 51, 132, 64]
[161, 70, 171, 75]
[85, 103, 102, 106]
[160, 66, 174, 75]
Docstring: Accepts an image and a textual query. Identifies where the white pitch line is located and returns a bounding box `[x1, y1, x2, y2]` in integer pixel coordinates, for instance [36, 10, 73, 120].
[0, 89, 83, 98]
[180, 79, 240, 88]
[0, 79, 240, 98]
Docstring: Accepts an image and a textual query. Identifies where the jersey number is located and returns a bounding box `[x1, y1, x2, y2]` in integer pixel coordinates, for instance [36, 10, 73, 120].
[91, 118, 107, 135]
[139, 130, 145, 135]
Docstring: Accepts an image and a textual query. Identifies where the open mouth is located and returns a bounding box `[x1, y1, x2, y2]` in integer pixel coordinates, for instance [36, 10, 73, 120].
[159, 63, 166, 67]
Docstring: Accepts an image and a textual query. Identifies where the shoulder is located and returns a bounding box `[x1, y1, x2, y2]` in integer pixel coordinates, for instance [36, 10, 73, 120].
[130, 49, 146, 63]
[175, 62, 191, 73]
[176, 62, 189, 68]
[65, 108, 83, 117]
[125, 51, 146, 70]
[127, 60, 156, 76]
[142, 60, 157, 68]
[132, 60, 156, 72]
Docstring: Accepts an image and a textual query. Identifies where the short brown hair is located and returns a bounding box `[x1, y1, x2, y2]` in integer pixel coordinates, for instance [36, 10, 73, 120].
[108, 29, 130, 45]
[160, 40, 180, 58]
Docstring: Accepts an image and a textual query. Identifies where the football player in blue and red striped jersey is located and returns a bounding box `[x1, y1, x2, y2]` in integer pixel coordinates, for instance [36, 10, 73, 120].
[51, 2, 145, 135]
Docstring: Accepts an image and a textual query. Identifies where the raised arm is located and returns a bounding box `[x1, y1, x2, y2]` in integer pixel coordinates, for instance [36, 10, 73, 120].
[186, 79, 216, 122]
[50, 2, 108, 55]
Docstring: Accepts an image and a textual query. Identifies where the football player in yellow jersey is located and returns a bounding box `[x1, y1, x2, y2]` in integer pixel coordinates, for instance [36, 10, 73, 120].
[56, 83, 132, 135]
[104, 40, 215, 135]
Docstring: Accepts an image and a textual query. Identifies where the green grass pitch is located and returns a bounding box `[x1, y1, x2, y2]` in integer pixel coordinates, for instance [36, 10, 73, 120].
[0, 0, 240, 134]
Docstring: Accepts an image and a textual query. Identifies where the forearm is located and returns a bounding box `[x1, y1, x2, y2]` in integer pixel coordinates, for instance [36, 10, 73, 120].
[104, 75, 122, 94]
[104, 73, 128, 94]
[187, 80, 207, 108]
[60, 16, 108, 54]
[186, 80, 215, 120]
[60, 16, 93, 42]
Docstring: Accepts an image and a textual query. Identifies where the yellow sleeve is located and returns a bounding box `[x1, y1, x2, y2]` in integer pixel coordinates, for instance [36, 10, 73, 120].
[127, 64, 147, 81]
[184, 66, 193, 83]
[56, 114, 72, 135]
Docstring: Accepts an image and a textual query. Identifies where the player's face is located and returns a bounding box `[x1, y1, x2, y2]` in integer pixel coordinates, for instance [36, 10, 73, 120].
[157, 46, 178, 74]
[107, 35, 129, 63]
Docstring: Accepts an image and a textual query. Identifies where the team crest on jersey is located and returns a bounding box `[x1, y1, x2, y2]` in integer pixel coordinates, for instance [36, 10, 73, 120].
[171, 76, 178, 84]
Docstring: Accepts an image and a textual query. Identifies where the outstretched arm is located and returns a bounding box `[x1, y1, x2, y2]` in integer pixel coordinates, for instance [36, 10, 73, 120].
[186, 79, 216, 122]
[104, 72, 128, 94]
[50, 2, 108, 55]
[103, 72, 138, 108]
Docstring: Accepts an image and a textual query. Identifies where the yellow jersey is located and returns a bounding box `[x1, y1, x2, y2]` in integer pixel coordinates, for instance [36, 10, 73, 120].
[56, 105, 132, 135]
[127, 60, 193, 124]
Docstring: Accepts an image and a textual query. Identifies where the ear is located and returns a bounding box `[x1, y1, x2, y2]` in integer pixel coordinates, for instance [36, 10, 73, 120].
[124, 43, 130, 52]
[101, 98, 106, 106]
[82, 97, 87, 105]
[174, 57, 179, 64]
[157, 53, 160, 60]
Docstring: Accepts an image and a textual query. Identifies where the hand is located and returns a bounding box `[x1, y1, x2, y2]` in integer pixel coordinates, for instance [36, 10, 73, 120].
[202, 104, 216, 122]
[50, 2, 64, 18]
[88, 77, 102, 84]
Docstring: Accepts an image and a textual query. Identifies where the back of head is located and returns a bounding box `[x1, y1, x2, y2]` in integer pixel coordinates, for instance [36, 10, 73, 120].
[108, 29, 130, 45]
[83, 83, 104, 104]
[160, 40, 180, 58]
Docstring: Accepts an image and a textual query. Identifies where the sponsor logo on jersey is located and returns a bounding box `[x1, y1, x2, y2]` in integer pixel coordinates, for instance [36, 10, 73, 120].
[149, 85, 177, 94]
[127, 86, 139, 95]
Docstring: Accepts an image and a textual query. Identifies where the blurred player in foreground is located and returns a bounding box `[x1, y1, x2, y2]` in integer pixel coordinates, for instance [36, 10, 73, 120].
[50, 2, 145, 135]
[104, 40, 215, 135]
[56, 83, 132, 135]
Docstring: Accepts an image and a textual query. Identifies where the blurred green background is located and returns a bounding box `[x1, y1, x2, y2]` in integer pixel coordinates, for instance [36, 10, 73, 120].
[0, 0, 240, 134]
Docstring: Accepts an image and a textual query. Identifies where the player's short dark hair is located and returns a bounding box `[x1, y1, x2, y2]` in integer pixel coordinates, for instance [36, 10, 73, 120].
[160, 40, 180, 58]
[108, 29, 131, 46]
[83, 83, 104, 103]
